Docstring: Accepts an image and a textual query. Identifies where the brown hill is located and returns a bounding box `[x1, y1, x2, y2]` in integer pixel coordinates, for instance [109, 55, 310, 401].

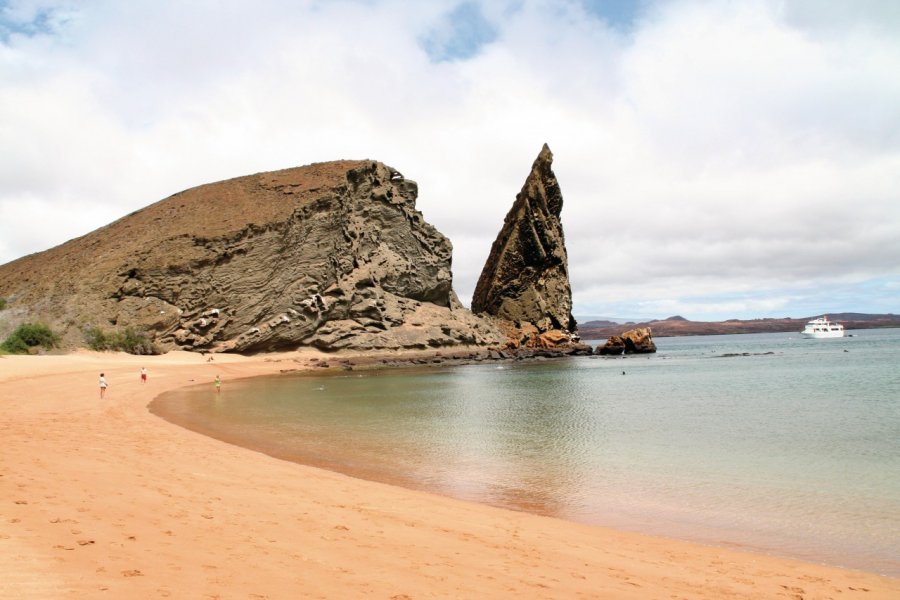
[579, 314, 900, 339]
[0, 160, 504, 352]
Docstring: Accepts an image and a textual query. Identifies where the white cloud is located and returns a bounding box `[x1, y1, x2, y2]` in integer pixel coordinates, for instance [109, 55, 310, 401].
[1, 0, 899, 320]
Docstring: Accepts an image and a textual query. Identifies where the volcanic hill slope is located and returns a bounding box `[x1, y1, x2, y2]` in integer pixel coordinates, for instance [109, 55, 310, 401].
[0, 160, 504, 353]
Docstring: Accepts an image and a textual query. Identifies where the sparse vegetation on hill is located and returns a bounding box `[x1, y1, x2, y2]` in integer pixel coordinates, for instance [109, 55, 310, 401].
[84, 326, 160, 355]
[1, 322, 60, 354]
[0, 297, 7, 310]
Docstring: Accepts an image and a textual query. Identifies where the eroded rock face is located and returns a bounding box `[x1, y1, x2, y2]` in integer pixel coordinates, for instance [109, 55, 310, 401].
[0, 160, 503, 352]
[596, 335, 626, 355]
[471, 143, 578, 347]
[621, 328, 656, 354]
[595, 328, 657, 355]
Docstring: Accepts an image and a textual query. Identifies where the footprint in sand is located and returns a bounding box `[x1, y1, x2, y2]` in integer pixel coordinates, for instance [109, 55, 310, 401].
[121, 569, 143, 577]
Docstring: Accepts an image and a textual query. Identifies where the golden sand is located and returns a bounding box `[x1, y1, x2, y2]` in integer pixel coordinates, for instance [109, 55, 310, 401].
[1, 349, 897, 598]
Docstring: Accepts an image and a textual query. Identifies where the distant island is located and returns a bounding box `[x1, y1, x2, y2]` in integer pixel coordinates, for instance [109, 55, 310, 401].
[578, 313, 900, 339]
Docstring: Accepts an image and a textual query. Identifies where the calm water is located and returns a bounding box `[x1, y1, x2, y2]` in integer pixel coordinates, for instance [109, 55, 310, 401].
[152, 329, 900, 576]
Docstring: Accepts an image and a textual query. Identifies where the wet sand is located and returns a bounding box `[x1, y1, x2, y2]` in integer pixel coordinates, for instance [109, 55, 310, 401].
[1, 349, 898, 599]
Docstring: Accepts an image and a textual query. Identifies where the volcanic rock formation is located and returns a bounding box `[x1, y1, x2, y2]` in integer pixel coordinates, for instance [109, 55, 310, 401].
[0, 160, 503, 353]
[471, 144, 578, 348]
[595, 335, 626, 355]
[621, 327, 656, 353]
[596, 327, 657, 355]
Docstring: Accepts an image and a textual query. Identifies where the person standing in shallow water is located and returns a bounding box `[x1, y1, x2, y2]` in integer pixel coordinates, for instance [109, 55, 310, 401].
[214, 375, 221, 393]
[99, 373, 108, 398]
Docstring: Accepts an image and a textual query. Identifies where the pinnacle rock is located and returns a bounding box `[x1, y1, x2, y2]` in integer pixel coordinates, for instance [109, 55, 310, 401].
[471, 144, 576, 339]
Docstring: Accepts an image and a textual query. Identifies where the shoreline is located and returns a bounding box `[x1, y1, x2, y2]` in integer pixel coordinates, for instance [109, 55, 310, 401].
[149, 353, 899, 579]
[2, 349, 898, 598]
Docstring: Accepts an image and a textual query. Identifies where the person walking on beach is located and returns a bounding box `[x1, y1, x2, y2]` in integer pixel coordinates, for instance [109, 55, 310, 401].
[214, 375, 221, 393]
[140, 367, 148, 384]
[99, 373, 108, 398]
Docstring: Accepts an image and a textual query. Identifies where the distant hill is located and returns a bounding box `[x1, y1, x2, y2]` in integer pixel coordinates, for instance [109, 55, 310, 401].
[573, 315, 639, 325]
[578, 313, 900, 339]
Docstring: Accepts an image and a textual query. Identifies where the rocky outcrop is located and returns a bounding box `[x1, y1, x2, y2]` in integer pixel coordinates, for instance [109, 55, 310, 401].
[0, 160, 504, 352]
[596, 328, 656, 355]
[595, 335, 626, 355]
[621, 327, 656, 353]
[471, 144, 580, 350]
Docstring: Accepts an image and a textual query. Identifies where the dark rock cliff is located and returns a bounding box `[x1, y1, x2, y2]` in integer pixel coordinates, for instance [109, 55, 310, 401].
[471, 144, 580, 349]
[0, 160, 503, 352]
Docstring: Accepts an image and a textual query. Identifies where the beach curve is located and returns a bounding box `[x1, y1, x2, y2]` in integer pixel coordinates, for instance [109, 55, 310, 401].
[1, 349, 898, 599]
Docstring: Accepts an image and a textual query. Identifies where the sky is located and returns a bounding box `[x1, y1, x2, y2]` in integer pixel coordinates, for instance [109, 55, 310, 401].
[1, 0, 899, 321]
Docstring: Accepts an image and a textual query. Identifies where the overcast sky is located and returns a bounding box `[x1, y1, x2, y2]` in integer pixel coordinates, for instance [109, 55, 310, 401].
[2, 0, 899, 321]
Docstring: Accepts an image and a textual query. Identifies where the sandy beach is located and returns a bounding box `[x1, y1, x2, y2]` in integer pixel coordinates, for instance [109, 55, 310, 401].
[1, 350, 898, 599]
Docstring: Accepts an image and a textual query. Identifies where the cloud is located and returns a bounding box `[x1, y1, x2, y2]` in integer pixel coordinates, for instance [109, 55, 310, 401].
[1, 0, 898, 320]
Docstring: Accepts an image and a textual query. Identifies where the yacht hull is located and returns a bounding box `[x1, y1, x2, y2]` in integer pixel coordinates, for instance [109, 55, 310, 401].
[801, 330, 844, 339]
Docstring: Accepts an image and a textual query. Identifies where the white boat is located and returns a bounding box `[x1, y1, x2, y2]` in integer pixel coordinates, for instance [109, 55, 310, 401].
[800, 316, 845, 338]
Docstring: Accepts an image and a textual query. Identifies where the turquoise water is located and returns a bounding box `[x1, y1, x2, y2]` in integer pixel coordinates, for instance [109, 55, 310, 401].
[152, 329, 900, 576]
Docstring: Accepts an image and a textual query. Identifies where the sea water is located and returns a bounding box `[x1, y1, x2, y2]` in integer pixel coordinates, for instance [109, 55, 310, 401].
[152, 329, 900, 576]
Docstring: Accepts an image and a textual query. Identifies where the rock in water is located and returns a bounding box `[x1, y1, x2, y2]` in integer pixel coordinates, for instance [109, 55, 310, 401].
[621, 328, 656, 354]
[471, 144, 577, 344]
[0, 160, 503, 353]
[595, 328, 656, 355]
[596, 335, 626, 355]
